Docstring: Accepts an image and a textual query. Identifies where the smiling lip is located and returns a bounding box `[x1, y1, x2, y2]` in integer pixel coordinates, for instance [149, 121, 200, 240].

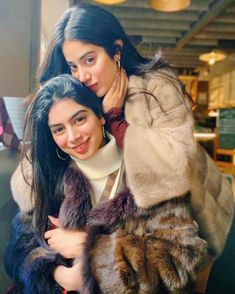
[73, 139, 89, 154]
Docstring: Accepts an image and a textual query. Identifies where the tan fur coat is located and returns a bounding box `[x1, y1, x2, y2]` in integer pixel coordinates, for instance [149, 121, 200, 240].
[124, 69, 234, 259]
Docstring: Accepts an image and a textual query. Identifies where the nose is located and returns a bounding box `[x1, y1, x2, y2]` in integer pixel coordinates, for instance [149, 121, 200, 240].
[73, 68, 91, 83]
[67, 127, 81, 145]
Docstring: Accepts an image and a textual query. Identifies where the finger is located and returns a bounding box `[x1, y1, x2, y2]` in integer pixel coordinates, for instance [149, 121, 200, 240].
[123, 72, 129, 96]
[44, 230, 51, 239]
[47, 238, 52, 245]
[109, 70, 120, 95]
[44, 228, 57, 239]
[48, 215, 61, 227]
[118, 69, 126, 95]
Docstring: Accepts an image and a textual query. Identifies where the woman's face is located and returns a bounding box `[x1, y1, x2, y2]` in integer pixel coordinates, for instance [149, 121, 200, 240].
[48, 98, 105, 160]
[62, 40, 118, 97]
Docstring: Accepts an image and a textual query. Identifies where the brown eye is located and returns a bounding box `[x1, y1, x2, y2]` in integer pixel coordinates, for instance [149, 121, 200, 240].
[75, 116, 86, 125]
[69, 64, 78, 72]
[52, 127, 64, 135]
[84, 56, 95, 65]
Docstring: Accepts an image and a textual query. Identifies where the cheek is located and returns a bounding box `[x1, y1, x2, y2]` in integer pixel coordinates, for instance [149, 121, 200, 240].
[52, 135, 67, 149]
[86, 121, 103, 146]
[96, 59, 116, 84]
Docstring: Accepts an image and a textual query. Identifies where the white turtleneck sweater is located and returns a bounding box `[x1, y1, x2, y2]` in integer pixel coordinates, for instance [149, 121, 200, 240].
[71, 134, 123, 206]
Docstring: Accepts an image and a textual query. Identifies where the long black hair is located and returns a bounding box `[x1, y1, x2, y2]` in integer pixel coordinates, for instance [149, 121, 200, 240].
[23, 74, 103, 237]
[38, 3, 166, 84]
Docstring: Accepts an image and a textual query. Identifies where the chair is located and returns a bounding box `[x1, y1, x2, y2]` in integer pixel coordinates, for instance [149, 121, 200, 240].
[213, 128, 235, 177]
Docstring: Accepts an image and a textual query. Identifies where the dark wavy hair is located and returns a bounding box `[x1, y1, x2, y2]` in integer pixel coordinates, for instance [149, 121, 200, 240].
[23, 74, 103, 237]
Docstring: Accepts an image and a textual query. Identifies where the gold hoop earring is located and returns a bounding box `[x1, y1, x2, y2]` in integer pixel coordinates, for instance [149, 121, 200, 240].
[56, 147, 69, 161]
[116, 59, 121, 69]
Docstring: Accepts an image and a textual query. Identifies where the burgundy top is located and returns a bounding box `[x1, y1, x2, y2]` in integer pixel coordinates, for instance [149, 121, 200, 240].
[104, 108, 129, 149]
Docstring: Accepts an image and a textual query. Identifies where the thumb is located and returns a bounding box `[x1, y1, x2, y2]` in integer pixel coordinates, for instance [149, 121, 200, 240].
[48, 215, 60, 227]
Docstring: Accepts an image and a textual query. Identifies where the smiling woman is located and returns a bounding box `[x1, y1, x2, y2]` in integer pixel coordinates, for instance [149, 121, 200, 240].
[48, 99, 105, 160]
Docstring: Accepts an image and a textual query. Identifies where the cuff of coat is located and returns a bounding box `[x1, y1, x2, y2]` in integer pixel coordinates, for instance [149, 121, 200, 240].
[21, 250, 69, 294]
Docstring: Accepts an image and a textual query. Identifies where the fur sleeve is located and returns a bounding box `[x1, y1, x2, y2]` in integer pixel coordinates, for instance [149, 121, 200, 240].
[79, 193, 207, 293]
[124, 72, 197, 208]
[4, 211, 68, 294]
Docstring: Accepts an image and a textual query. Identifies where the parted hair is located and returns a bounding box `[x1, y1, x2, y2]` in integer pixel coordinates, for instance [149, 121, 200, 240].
[37, 3, 164, 84]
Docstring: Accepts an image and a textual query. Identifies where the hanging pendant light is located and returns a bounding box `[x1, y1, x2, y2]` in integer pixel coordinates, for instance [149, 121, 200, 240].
[149, 0, 190, 12]
[199, 50, 226, 65]
[94, 0, 127, 5]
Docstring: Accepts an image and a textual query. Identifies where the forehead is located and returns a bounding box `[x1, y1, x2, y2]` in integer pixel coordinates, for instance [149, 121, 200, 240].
[62, 39, 105, 59]
[48, 98, 89, 123]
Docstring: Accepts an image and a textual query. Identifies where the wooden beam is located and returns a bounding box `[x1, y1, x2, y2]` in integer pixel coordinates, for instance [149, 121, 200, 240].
[106, 7, 198, 21]
[176, 0, 235, 49]
[120, 19, 190, 30]
[196, 31, 235, 40]
[205, 23, 235, 32]
[126, 29, 182, 38]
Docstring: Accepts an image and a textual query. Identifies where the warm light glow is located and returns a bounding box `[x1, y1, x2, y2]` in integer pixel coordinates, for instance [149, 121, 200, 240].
[148, 0, 190, 12]
[94, 0, 127, 4]
[208, 57, 215, 65]
[199, 51, 226, 66]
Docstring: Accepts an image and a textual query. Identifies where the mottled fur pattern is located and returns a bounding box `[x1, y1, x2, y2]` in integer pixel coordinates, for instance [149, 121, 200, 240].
[59, 165, 92, 229]
[7, 165, 207, 293]
[58, 167, 207, 293]
[87, 188, 136, 229]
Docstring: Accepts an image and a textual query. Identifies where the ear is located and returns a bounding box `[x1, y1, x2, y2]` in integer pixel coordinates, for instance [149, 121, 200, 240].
[114, 39, 123, 49]
[114, 39, 123, 59]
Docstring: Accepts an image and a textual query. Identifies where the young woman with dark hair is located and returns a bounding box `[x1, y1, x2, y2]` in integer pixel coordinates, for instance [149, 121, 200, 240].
[5, 74, 206, 293]
[7, 3, 234, 293]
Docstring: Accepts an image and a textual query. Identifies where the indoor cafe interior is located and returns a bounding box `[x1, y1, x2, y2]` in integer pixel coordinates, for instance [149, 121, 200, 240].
[1, 0, 235, 293]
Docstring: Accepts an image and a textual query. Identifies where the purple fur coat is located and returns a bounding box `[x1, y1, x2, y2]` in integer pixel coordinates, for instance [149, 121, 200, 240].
[5, 161, 207, 294]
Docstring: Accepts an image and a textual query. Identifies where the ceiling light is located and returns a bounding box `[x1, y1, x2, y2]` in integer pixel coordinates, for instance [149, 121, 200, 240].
[148, 0, 190, 12]
[94, 0, 127, 4]
[199, 50, 226, 66]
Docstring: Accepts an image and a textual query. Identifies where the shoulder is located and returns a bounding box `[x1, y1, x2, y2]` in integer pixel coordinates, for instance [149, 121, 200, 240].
[127, 68, 191, 114]
[11, 158, 34, 212]
[128, 68, 185, 106]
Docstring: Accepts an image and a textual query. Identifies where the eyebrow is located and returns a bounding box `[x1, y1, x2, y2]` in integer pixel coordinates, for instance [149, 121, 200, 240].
[66, 51, 95, 65]
[49, 109, 88, 128]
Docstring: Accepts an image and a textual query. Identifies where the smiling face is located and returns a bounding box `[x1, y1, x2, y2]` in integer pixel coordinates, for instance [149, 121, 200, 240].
[48, 98, 105, 160]
[62, 40, 118, 97]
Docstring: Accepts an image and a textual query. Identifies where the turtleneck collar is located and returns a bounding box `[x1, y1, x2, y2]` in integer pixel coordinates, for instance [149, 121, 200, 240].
[71, 134, 123, 180]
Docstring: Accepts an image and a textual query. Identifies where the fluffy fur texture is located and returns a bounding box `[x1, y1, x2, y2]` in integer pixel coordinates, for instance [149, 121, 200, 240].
[5, 213, 69, 293]
[125, 70, 196, 207]
[6, 164, 207, 293]
[124, 70, 234, 257]
[59, 164, 92, 229]
[82, 193, 207, 293]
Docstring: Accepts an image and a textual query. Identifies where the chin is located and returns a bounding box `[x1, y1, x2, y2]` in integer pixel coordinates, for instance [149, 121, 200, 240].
[96, 88, 107, 98]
